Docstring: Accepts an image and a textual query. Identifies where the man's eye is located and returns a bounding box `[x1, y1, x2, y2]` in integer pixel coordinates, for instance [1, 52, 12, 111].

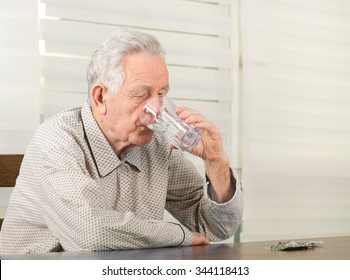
[134, 93, 150, 99]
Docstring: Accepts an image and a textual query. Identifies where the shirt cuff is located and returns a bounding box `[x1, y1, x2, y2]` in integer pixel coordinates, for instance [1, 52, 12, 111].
[168, 222, 192, 246]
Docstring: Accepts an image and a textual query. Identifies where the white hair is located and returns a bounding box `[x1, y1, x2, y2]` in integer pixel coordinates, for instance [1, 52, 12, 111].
[86, 28, 166, 104]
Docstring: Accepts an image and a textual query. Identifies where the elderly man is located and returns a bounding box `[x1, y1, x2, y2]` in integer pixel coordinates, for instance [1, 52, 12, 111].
[0, 29, 243, 253]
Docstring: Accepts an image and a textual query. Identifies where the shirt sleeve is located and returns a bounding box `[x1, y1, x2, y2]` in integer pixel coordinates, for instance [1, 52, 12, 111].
[165, 149, 243, 242]
[40, 147, 191, 251]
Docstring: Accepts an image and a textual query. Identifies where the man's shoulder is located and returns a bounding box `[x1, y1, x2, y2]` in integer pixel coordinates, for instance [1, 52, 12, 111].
[32, 106, 84, 149]
[41, 106, 82, 130]
[43, 106, 82, 127]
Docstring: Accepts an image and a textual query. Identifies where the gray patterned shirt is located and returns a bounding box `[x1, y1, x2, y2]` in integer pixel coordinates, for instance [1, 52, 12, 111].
[0, 103, 243, 254]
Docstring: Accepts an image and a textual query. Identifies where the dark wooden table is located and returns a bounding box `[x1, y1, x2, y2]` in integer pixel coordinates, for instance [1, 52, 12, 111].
[1, 236, 349, 260]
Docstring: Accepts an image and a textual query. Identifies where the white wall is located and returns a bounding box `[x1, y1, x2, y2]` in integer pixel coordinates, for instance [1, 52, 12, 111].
[240, 0, 350, 241]
[0, 0, 39, 217]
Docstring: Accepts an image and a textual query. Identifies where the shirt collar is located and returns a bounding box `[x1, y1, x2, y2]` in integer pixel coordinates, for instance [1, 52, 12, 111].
[81, 103, 142, 177]
[120, 146, 142, 172]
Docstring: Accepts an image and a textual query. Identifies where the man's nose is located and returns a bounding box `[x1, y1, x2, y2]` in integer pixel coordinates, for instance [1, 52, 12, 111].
[147, 95, 165, 113]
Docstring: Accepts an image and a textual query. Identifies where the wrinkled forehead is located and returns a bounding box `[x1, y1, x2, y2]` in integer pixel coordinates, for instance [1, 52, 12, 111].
[122, 52, 168, 73]
[121, 52, 169, 89]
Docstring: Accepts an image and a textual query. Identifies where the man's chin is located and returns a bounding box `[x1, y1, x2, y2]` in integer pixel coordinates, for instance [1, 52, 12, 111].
[134, 127, 154, 145]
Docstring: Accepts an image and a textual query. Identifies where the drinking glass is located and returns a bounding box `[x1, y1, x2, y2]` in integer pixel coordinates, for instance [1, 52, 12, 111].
[140, 96, 201, 151]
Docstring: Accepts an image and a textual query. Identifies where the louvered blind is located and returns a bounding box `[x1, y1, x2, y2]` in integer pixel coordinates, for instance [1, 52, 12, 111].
[40, 0, 238, 173]
[0, 0, 39, 217]
[241, 0, 350, 241]
[0, 0, 40, 154]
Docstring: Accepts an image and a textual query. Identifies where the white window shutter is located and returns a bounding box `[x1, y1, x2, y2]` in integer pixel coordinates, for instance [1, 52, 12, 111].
[241, 0, 350, 241]
[0, 0, 39, 218]
[40, 0, 238, 175]
[0, 0, 40, 154]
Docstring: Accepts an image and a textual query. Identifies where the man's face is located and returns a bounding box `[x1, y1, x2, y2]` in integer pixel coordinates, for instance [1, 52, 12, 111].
[101, 52, 169, 150]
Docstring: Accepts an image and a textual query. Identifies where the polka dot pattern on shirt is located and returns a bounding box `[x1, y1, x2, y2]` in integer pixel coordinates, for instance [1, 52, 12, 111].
[0, 103, 243, 253]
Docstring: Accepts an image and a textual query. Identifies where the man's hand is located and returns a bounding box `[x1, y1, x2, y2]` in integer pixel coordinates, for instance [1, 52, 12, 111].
[176, 107, 223, 162]
[191, 231, 210, 246]
[176, 107, 234, 203]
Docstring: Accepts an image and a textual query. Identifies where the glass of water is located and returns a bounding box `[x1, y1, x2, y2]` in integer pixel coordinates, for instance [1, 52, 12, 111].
[140, 96, 201, 151]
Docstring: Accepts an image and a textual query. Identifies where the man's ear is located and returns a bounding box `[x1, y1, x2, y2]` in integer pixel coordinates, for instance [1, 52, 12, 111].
[90, 83, 108, 114]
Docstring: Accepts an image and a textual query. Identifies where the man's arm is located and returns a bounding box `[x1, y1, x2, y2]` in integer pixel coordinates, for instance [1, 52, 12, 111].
[164, 107, 243, 242]
[166, 149, 243, 242]
[205, 154, 235, 203]
[176, 107, 236, 203]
